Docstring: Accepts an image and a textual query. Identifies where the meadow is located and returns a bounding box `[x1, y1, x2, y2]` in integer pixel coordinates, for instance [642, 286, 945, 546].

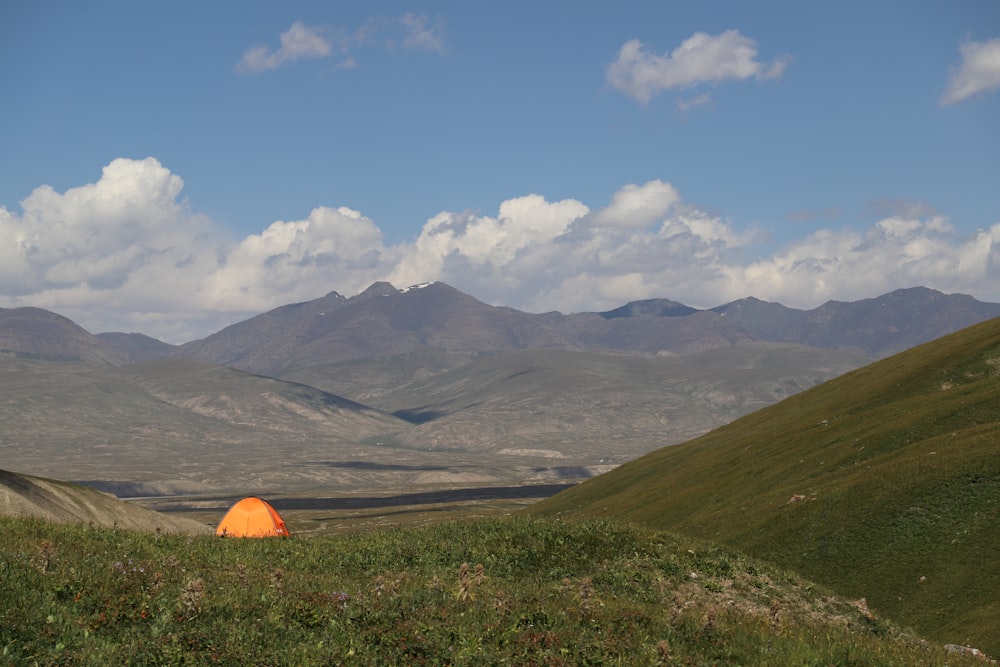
[1, 515, 985, 666]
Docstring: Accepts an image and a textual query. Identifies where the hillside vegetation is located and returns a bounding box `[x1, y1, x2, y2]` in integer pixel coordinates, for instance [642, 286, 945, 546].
[0, 516, 988, 666]
[530, 317, 1000, 656]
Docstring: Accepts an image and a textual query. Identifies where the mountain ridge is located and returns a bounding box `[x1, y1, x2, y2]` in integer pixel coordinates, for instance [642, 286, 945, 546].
[5, 284, 998, 369]
[155, 283, 1000, 367]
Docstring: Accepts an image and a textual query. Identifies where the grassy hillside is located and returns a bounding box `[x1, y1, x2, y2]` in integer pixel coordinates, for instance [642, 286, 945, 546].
[0, 515, 987, 666]
[529, 317, 1000, 656]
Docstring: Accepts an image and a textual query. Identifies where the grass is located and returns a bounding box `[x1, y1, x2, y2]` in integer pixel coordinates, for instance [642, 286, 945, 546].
[0, 515, 988, 666]
[529, 316, 1000, 656]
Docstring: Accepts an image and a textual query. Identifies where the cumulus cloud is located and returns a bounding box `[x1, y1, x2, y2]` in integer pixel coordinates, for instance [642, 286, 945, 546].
[607, 30, 790, 104]
[200, 206, 396, 311]
[0, 158, 230, 342]
[589, 179, 680, 228]
[2, 158, 998, 342]
[941, 37, 1000, 105]
[733, 216, 998, 307]
[387, 194, 592, 306]
[0, 157, 209, 298]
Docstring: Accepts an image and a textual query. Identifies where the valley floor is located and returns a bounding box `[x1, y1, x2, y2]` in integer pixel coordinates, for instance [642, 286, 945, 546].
[134, 482, 577, 536]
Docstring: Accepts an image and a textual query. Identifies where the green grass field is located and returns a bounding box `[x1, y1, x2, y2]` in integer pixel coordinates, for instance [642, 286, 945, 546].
[0, 515, 987, 666]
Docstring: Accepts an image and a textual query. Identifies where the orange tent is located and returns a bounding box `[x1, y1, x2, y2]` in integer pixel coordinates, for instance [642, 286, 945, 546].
[216, 497, 290, 537]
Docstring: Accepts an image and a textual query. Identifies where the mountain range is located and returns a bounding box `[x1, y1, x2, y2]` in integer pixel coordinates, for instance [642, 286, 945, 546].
[1, 283, 998, 497]
[7, 282, 999, 369]
[128, 283, 1000, 365]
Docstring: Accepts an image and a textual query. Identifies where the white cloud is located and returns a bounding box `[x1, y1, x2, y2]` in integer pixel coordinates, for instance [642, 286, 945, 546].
[2, 158, 998, 343]
[590, 179, 679, 228]
[941, 37, 1000, 105]
[237, 21, 332, 73]
[200, 206, 396, 311]
[607, 30, 790, 104]
[731, 217, 997, 307]
[401, 13, 445, 53]
[387, 194, 591, 304]
[0, 158, 229, 341]
[237, 14, 446, 74]
[676, 92, 713, 112]
[0, 157, 204, 296]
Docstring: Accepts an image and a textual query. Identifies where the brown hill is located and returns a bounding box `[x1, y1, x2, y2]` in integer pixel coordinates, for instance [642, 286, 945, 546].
[95, 331, 177, 363]
[0, 469, 210, 534]
[0, 307, 125, 365]
[174, 282, 577, 376]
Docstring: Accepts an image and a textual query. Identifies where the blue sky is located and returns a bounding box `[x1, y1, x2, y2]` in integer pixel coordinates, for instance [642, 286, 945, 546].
[1, 1, 999, 342]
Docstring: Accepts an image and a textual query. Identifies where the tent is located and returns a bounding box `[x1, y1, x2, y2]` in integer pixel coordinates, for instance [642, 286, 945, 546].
[216, 497, 290, 537]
